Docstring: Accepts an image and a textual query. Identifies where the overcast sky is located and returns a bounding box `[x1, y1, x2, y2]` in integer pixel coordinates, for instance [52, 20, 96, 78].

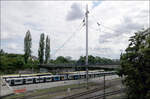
[1, 1, 149, 60]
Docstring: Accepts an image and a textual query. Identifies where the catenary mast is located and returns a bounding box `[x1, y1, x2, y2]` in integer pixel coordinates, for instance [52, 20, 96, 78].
[85, 4, 89, 89]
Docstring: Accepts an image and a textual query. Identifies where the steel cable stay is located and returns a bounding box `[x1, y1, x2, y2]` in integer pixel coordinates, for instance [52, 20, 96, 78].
[89, 26, 115, 44]
[52, 7, 125, 58]
[52, 18, 86, 57]
[88, 8, 126, 34]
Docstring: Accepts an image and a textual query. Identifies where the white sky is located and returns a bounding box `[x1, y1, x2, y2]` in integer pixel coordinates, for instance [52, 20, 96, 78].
[1, 1, 149, 59]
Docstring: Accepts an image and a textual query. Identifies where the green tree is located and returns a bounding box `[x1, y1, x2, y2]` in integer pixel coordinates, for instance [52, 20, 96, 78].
[24, 30, 32, 64]
[45, 35, 50, 64]
[88, 55, 96, 65]
[38, 33, 45, 64]
[120, 28, 150, 99]
[0, 49, 5, 55]
[77, 56, 85, 65]
[55, 56, 69, 64]
[0, 52, 24, 74]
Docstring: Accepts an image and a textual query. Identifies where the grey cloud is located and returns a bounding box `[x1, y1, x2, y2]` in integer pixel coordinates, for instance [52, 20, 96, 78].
[99, 16, 144, 43]
[92, 47, 112, 52]
[89, 50, 120, 59]
[139, 10, 149, 18]
[99, 33, 114, 43]
[116, 17, 143, 33]
[66, 3, 84, 21]
[24, 22, 43, 31]
[99, 39, 111, 43]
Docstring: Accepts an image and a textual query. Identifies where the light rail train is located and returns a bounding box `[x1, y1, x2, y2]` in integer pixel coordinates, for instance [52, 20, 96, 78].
[4, 71, 116, 86]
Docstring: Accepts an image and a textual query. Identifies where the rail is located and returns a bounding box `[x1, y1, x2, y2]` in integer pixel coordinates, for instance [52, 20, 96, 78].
[61, 79, 121, 99]
[85, 89, 125, 99]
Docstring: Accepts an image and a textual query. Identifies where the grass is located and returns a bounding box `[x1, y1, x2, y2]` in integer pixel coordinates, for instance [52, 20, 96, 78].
[2, 93, 25, 99]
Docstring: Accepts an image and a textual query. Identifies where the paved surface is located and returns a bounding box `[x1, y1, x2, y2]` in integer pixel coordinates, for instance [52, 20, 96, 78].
[0, 76, 13, 97]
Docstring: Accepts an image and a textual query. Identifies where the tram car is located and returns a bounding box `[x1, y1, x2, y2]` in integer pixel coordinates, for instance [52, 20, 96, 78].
[60, 75, 67, 80]
[6, 78, 24, 86]
[24, 77, 34, 84]
[88, 72, 95, 78]
[79, 73, 86, 79]
[42, 76, 52, 82]
[52, 75, 61, 81]
[5, 78, 12, 86]
[94, 72, 102, 77]
[51, 75, 67, 81]
[68, 74, 80, 80]
[34, 77, 44, 83]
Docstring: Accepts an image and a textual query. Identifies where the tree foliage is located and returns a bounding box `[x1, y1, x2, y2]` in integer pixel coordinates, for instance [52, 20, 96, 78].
[120, 28, 150, 99]
[49, 56, 76, 64]
[77, 55, 119, 65]
[45, 35, 50, 64]
[38, 33, 45, 64]
[55, 56, 69, 64]
[0, 50, 39, 74]
[49, 55, 119, 65]
[24, 30, 32, 64]
[0, 51, 24, 74]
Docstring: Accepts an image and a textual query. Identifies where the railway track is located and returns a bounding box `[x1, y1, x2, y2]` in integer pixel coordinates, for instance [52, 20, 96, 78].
[61, 87, 104, 99]
[60, 79, 121, 99]
[84, 89, 124, 99]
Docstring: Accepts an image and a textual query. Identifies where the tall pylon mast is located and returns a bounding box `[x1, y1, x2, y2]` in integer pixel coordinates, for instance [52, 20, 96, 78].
[85, 4, 89, 89]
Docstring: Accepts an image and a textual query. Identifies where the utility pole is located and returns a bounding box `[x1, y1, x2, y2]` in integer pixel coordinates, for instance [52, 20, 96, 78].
[85, 4, 89, 89]
[104, 74, 106, 99]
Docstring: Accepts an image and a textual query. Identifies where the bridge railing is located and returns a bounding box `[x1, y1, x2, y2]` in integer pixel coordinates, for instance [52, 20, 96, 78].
[39, 63, 120, 69]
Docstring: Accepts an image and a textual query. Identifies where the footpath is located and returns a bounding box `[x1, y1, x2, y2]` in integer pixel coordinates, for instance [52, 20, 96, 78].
[0, 76, 13, 97]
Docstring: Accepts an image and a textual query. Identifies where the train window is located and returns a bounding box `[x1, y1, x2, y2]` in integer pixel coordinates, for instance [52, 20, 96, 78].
[27, 79, 32, 81]
[37, 78, 40, 80]
[37, 78, 43, 80]
[15, 80, 21, 82]
[46, 78, 51, 80]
